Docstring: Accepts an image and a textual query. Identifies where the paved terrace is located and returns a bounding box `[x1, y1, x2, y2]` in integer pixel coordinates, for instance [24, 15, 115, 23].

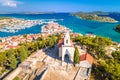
[75, 67, 91, 80]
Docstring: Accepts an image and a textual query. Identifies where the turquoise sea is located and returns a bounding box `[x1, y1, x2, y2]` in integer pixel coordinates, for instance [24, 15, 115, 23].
[0, 13, 120, 43]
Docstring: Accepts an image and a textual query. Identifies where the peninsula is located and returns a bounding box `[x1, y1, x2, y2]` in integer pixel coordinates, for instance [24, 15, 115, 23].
[0, 17, 42, 33]
[72, 12, 118, 23]
[41, 22, 72, 34]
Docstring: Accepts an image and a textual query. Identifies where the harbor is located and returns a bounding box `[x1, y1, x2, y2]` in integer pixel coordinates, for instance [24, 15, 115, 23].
[0, 17, 43, 33]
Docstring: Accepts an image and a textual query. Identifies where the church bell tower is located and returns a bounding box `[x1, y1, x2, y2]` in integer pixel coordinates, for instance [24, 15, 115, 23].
[64, 32, 71, 46]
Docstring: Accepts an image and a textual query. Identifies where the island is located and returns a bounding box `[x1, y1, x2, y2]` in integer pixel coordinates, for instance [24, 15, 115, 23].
[72, 12, 118, 23]
[114, 24, 120, 33]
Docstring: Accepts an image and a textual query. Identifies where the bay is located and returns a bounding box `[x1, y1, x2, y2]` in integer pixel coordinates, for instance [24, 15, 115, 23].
[0, 13, 120, 43]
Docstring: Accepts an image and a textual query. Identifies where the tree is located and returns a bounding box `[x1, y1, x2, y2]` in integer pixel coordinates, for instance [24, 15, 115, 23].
[31, 42, 38, 51]
[18, 46, 28, 62]
[37, 41, 42, 49]
[48, 37, 54, 48]
[40, 38, 46, 48]
[37, 37, 43, 41]
[74, 47, 80, 64]
[51, 35, 57, 44]
[73, 35, 112, 59]
[100, 59, 120, 80]
[0, 52, 7, 67]
[112, 51, 120, 60]
[9, 55, 17, 69]
[6, 49, 17, 69]
[93, 50, 120, 80]
[13, 76, 19, 80]
[56, 33, 61, 43]
[23, 34, 27, 38]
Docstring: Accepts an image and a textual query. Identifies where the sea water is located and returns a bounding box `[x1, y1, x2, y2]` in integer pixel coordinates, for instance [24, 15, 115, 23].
[0, 13, 120, 43]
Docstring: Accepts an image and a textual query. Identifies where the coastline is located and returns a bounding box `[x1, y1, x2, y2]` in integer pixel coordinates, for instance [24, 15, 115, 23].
[0, 21, 119, 44]
[0, 20, 119, 43]
[0, 13, 120, 43]
[0, 17, 63, 33]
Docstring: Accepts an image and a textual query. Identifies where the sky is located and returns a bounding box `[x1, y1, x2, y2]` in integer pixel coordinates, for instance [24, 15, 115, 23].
[0, 0, 120, 12]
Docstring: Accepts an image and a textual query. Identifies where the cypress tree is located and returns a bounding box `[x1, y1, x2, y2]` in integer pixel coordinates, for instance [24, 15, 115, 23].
[74, 47, 80, 64]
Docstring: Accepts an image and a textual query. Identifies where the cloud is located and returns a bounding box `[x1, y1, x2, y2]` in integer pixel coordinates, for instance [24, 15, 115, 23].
[0, 0, 23, 7]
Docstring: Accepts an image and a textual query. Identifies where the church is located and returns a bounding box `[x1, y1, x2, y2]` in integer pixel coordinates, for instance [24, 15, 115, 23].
[58, 32, 75, 64]
[58, 32, 94, 80]
[58, 32, 93, 67]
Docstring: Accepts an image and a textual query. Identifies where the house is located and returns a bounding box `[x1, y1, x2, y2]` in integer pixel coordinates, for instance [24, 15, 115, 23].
[75, 53, 93, 80]
[7, 45, 19, 49]
[80, 53, 93, 68]
[76, 53, 93, 80]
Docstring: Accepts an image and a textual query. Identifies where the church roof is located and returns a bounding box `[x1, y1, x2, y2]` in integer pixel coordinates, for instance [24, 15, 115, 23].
[80, 53, 94, 64]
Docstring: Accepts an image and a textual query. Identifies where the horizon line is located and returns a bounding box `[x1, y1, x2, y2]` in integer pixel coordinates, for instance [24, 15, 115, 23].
[0, 11, 120, 13]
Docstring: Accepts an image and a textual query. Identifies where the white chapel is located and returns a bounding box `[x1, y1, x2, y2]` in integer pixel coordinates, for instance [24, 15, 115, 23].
[58, 32, 74, 64]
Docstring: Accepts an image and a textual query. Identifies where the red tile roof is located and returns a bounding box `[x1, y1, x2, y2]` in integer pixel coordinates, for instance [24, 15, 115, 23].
[80, 53, 94, 64]
[8, 45, 19, 49]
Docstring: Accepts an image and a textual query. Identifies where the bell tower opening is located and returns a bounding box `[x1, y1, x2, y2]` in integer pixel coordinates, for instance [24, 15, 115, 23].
[64, 32, 70, 45]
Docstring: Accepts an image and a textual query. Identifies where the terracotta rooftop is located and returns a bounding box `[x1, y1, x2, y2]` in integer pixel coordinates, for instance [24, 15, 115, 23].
[8, 45, 19, 49]
[80, 53, 94, 64]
